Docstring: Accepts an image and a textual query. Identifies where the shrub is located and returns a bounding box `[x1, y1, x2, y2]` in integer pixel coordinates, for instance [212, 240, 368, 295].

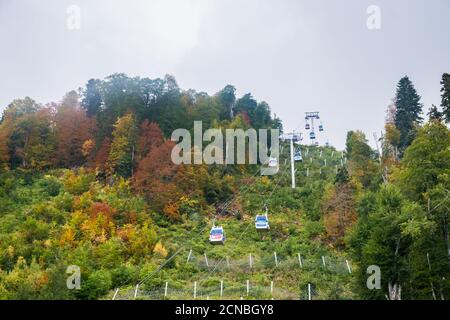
[63, 170, 95, 196]
[76, 269, 112, 300]
[38, 175, 62, 197]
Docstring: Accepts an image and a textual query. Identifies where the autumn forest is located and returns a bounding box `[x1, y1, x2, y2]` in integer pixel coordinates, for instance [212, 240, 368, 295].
[0, 72, 449, 300]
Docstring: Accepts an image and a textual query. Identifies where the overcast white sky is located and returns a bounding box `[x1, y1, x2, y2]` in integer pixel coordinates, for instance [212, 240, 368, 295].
[1, 0, 449, 149]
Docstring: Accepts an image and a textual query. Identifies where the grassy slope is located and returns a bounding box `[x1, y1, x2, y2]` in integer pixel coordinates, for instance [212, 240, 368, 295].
[113, 143, 356, 300]
[0, 143, 356, 300]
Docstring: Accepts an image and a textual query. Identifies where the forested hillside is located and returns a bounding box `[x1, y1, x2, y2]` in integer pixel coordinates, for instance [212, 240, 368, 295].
[0, 73, 448, 300]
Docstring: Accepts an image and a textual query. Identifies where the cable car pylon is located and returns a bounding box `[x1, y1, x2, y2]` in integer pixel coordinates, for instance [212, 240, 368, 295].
[281, 131, 298, 189]
[304, 112, 323, 145]
[290, 134, 296, 188]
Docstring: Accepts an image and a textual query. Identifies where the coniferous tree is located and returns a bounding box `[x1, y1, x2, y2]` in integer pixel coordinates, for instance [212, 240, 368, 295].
[427, 104, 442, 122]
[334, 166, 350, 185]
[440, 73, 450, 123]
[394, 76, 423, 153]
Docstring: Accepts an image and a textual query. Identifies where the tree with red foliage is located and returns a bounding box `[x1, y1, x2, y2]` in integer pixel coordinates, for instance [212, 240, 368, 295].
[93, 137, 112, 172]
[90, 202, 117, 221]
[133, 140, 181, 212]
[240, 111, 252, 126]
[136, 120, 164, 162]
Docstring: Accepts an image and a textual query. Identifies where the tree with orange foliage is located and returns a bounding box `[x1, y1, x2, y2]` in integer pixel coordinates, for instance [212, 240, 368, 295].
[82, 139, 95, 158]
[90, 202, 117, 221]
[163, 202, 181, 222]
[136, 120, 164, 162]
[0, 124, 10, 170]
[93, 137, 112, 172]
[133, 140, 181, 213]
[54, 91, 95, 167]
[323, 182, 357, 248]
[80, 204, 117, 244]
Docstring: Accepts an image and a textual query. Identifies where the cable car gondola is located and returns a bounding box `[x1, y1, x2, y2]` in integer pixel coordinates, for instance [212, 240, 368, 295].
[209, 226, 226, 245]
[255, 206, 270, 231]
[293, 134, 302, 142]
[305, 123, 310, 130]
[319, 123, 324, 132]
[294, 152, 303, 162]
[268, 157, 278, 168]
[255, 215, 270, 230]
[309, 131, 316, 140]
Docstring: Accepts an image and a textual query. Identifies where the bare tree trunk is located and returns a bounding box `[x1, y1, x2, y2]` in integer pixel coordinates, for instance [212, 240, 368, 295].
[388, 282, 402, 300]
[440, 277, 445, 300]
[131, 145, 135, 177]
[388, 237, 402, 300]
[427, 253, 437, 300]
[394, 237, 401, 255]
[23, 134, 29, 167]
[444, 221, 450, 261]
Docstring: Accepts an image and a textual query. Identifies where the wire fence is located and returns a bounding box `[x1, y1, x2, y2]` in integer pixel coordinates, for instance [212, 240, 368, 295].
[185, 251, 352, 276]
[114, 283, 304, 300]
[110, 251, 353, 301]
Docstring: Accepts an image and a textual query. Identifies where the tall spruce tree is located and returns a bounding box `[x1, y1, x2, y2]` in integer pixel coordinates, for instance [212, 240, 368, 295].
[427, 105, 442, 121]
[440, 73, 450, 123]
[394, 76, 423, 153]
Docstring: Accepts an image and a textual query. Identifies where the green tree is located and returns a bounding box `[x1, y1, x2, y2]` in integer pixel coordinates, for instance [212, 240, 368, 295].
[252, 101, 272, 129]
[81, 79, 103, 117]
[394, 76, 423, 153]
[190, 94, 222, 127]
[345, 131, 379, 188]
[397, 121, 450, 261]
[233, 93, 257, 125]
[440, 73, 450, 123]
[217, 85, 236, 121]
[427, 104, 442, 122]
[347, 185, 432, 299]
[108, 113, 137, 177]
[1, 97, 40, 123]
[8, 109, 56, 169]
[76, 269, 112, 300]
[334, 166, 350, 185]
